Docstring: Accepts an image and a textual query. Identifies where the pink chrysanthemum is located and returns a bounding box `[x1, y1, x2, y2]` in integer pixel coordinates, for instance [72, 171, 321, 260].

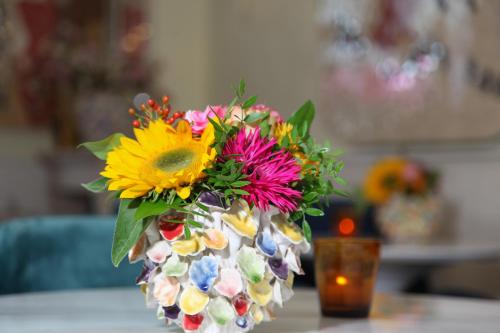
[222, 128, 302, 213]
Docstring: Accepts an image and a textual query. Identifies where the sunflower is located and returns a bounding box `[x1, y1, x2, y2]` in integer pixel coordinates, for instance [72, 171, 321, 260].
[101, 119, 216, 199]
[363, 157, 406, 204]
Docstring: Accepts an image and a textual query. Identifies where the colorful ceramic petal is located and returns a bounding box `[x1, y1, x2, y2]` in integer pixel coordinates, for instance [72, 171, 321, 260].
[268, 257, 289, 280]
[284, 248, 304, 274]
[163, 304, 181, 320]
[236, 246, 265, 283]
[272, 280, 283, 307]
[189, 256, 219, 292]
[179, 286, 210, 315]
[159, 220, 184, 241]
[271, 214, 304, 244]
[221, 200, 258, 238]
[146, 240, 171, 264]
[247, 279, 273, 306]
[250, 304, 264, 324]
[256, 231, 277, 257]
[232, 293, 249, 316]
[183, 313, 204, 331]
[214, 268, 243, 298]
[201, 228, 228, 250]
[171, 235, 205, 256]
[136, 259, 157, 284]
[236, 316, 248, 329]
[207, 297, 235, 326]
[128, 234, 146, 263]
[162, 254, 188, 277]
[199, 191, 227, 209]
[153, 274, 180, 307]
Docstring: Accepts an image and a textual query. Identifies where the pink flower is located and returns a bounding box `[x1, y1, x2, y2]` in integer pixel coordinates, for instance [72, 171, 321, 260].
[222, 128, 302, 213]
[185, 105, 227, 135]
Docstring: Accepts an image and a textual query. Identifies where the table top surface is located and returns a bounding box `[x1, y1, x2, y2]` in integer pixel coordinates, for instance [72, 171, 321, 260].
[380, 243, 500, 264]
[1, 288, 499, 333]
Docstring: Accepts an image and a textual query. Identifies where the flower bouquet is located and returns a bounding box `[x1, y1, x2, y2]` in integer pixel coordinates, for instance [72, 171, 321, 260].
[363, 157, 441, 243]
[80, 81, 345, 332]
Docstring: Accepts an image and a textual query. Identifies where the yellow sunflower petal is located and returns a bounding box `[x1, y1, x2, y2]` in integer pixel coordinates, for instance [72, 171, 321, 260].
[177, 186, 191, 199]
[176, 120, 192, 139]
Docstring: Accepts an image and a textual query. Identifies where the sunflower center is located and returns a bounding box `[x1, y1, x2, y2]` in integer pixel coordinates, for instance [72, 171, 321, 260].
[155, 148, 195, 173]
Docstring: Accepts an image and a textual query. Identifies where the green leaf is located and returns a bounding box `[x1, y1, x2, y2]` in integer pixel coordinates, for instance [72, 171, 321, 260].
[111, 200, 153, 267]
[81, 177, 108, 193]
[244, 111, 269, 123]
[302, 220, 312, 243]
[287, 101, 315, 139]
[184, 225, 192, 239]
[259, 121, 271, 137]
[304, 207, 325, 217]
[238, 79, 246, 97]
[335, 176, 348, 186]
[135, 199, 168, 221]
[231, 180, 251, 187]
[303, 192, 318, 202]
[232, 189, 249, 195]
[242, 95, 258, 109]
[195, 202, 210, 212]
[78, 133, 124, 160]
[186, 220, 203, 228]
[208, 117, 224, 132]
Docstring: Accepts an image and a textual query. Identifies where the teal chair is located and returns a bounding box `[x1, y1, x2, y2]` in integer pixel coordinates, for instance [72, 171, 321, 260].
[0, 216, 140, 294]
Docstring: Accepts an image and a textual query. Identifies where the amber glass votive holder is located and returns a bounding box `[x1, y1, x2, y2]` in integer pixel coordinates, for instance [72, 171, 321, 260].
[314, 237, 381, 318]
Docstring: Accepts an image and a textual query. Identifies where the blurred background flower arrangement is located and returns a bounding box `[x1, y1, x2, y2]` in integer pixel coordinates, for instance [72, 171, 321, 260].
[363, 157, 441, 243]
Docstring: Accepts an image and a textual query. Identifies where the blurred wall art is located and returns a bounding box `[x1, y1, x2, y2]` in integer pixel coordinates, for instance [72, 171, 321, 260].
[318, 0, 500, 143]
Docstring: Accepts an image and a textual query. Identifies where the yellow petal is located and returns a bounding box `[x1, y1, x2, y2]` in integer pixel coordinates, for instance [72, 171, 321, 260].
[179, 286, 209, 315]
[271, 214, 304, 244]
[221, 200, 258, 238]
[247, 280, 273, 306]
[177, 186, 191, 199]
[176, 120, 192, 140]
[200, 121, 215, 146]
[250, 304, 264, 324]
[171, 235, 205, 256]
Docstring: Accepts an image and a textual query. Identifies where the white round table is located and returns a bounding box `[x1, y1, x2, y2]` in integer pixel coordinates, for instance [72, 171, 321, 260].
[377, 243, 500, 291]
[1, 288, 499, 333]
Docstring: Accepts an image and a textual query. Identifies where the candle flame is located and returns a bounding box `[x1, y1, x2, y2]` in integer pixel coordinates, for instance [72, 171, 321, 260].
[336, 275, 348, 286]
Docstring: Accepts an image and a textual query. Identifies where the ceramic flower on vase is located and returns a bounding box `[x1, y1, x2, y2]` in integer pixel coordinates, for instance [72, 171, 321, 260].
[80, 81, 345, 332]
[363, 157, 441, 243]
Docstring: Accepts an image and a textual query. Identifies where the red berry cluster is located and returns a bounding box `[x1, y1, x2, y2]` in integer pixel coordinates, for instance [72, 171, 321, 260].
[128, 95, 185, 128]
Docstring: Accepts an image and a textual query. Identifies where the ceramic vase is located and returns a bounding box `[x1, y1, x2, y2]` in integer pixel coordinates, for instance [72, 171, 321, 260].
[128, 194, 310, 332]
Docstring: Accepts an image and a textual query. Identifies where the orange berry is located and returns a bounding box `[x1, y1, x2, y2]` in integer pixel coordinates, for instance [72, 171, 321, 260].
[162, 96, 169, 104]
[140, 104, 146, 111]
[128, 108, 135, 116]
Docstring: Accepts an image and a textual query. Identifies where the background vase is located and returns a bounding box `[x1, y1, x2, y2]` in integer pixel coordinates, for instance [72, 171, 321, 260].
[376, 194, 442, 244]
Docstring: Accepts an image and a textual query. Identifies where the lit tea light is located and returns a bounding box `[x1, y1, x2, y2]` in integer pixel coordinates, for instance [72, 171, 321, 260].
[335, 275, 348, 286]
[339, 218, 355, 236]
